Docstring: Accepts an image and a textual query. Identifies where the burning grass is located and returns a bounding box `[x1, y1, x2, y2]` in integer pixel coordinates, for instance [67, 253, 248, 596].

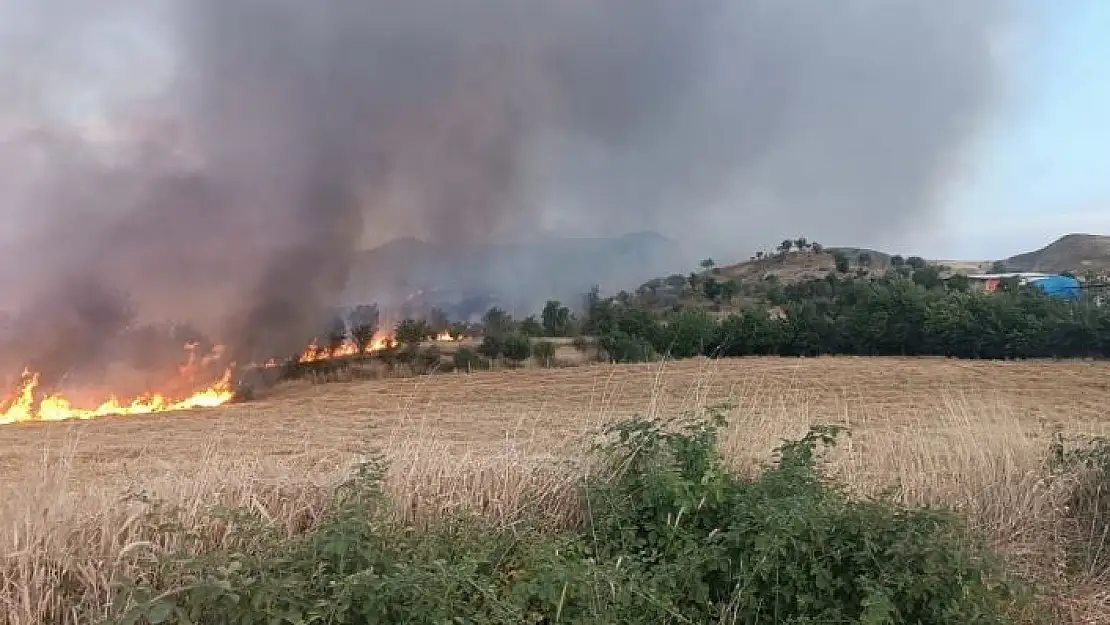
[1, 357, 1109, 623]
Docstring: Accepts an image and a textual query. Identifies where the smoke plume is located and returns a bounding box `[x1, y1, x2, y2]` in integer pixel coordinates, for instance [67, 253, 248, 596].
[0, 0, 1015, 384]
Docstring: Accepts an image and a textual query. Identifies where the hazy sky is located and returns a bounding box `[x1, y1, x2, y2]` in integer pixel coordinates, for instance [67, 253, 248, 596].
[916, 0, 1109, 260]
[0, 0, 1106, 267]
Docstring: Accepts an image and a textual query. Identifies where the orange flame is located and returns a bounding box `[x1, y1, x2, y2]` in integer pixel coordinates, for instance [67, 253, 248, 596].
[0, 368, 234, 425]
[298, 330, 395, 363]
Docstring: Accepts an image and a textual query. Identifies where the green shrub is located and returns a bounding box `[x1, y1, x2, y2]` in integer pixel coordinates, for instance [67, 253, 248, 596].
[533, 340, 557, 367]
[477, 335, 504, 359]
[1049, 434, 1110, 577]
[452, 347, 486, 372]
[598, 330, 657, 363]
[500, 332, 533, 366]
[112, 415, 1025, 625]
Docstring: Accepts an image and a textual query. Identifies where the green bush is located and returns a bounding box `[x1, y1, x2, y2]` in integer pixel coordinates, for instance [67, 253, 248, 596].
[501, 332, 533, 366]
[451, 346, 487, 372]
[111, 415, 1025, 625]
[598, 330, 657, 363]
[477, 334, 504, 359]
[533, 340, 557, 367]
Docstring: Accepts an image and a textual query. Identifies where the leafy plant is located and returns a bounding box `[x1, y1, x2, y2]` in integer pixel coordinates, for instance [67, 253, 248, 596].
[533, 340, 557, 367]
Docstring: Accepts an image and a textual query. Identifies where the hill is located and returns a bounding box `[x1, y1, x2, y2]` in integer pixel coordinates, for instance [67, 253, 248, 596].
[714, 246, 892, 284]
[1003, 233, 1110, 274]
[343, 231, 686, 316]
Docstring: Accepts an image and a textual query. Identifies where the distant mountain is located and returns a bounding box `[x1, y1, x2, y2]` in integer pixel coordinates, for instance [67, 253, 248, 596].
[1003, 234, 1110, 274]
[343, 231, 685, 316]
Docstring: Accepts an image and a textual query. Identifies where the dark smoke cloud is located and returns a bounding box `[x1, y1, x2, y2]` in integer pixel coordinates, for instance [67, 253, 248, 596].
[0, 0, 1016, 384]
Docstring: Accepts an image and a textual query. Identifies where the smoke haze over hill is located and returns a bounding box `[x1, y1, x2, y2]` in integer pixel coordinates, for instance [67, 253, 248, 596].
[0, 0, 1016, 382]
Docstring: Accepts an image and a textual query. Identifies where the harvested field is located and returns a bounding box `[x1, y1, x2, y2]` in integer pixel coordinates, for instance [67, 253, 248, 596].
[3, 356, 1110, 623]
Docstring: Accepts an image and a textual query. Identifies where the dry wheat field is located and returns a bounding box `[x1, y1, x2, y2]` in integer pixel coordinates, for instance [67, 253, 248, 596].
[3, 356, 1110, 623]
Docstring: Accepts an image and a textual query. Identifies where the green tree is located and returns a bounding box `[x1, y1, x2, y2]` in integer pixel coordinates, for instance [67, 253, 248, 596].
[989, 260, 1008, 273]
[720, 280, 740, 302]
[519, 315, 544, 337]
[541, 300, 572, 337]
[794, 237, 808, 250]
[912, 265, 945, 290]
[533, 340, 557, 367]
[700, 258, 716, 270]
[946, 273, 971, 292]
[500, 333, 533, 366]
[452, 347, 485, 371]
[809, 243, 823, 254]
[702, 278, 723, 301]
[477, 335, 504, 360]
[347, 304, 380, 354]
[907, 256, 927, 270]
[778, 239, 793, 254]
[394, 319, 432, 347]
[890, 254, 906, 267]
[448, 322, 469, 340]
[834, 252, 850, 273]
[482, 307, 514, 337]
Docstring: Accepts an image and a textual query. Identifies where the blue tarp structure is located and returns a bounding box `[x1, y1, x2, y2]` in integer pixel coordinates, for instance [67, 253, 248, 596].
[1028, 275, 1082, 300]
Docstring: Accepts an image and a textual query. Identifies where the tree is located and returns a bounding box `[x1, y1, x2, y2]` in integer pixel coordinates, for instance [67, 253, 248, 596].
[501, 333, 533, 366]
[700, 258, 716, 270]
[541, 300, 572, 337]
[395, 319, 432, 347]
[325, 314, 348, 356]
[794, 237, 808, 251]
[755, 251, 765, 260]
[687, 272, 702, 290]
[519, 315, 544, 337]
[946, 274, 971, 292]
[779, 239, 793, 254]
[990, 261, 1008, 274]
[911, 265, 944, 290]
[482, 307, 513, 337]
[834, 252, 850, 273]
[810, 243, 823, 254]
[891, 255, 906, 267]
[720, 280, 740, 302]
[448, 322, 469, 340]
[533, 340, 557, 367]
[702, 278, 723, 301]
[347, 304, 380, 354]
[907, 256, 927, 270]
[452, 347, 484, 372]
[858, 252, 872, 267]
[426, 307, 450, 334]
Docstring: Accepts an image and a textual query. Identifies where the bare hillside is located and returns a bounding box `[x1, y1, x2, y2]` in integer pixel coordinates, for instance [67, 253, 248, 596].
[1004, 233, 1110, 273]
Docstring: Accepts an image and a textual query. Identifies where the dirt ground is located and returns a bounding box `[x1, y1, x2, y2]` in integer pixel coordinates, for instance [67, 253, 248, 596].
[1, 356, 1107, 486]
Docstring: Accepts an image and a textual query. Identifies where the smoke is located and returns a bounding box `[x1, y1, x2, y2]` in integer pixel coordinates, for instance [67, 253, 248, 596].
[0, 0, 1016, 385]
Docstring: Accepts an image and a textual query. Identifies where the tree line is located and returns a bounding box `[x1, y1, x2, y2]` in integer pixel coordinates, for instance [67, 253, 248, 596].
[582, 274, 1110, 361]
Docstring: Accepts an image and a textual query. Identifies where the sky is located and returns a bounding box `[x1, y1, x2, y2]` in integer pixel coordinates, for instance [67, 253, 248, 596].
[0, 1, 1107, 265]
[921, 0, 1110, 260]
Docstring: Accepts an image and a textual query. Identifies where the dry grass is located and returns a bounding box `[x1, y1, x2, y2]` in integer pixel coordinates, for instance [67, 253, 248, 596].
[2, 356, 1110, 623]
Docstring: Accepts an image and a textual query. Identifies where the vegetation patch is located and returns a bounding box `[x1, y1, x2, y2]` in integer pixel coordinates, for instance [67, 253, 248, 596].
[111, 415, 1030, 624]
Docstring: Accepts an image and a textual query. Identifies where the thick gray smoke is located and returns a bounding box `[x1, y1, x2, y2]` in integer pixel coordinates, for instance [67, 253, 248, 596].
[0, 0, 1014, 386]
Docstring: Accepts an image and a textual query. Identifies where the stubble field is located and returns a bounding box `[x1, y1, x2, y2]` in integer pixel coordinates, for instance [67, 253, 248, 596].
[2, 356, 1110, 623]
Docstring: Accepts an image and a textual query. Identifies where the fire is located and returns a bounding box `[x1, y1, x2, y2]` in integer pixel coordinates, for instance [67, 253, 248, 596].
[296, 328, 455, 363]
[298, 330, 395, 363]
[0, 368, 234, 425]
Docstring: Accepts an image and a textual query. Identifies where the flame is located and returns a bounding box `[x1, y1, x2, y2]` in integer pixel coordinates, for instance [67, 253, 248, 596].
[298, 330, 395, 363]
[0, 368, 234, 425]
[435, 331, 456, 342]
